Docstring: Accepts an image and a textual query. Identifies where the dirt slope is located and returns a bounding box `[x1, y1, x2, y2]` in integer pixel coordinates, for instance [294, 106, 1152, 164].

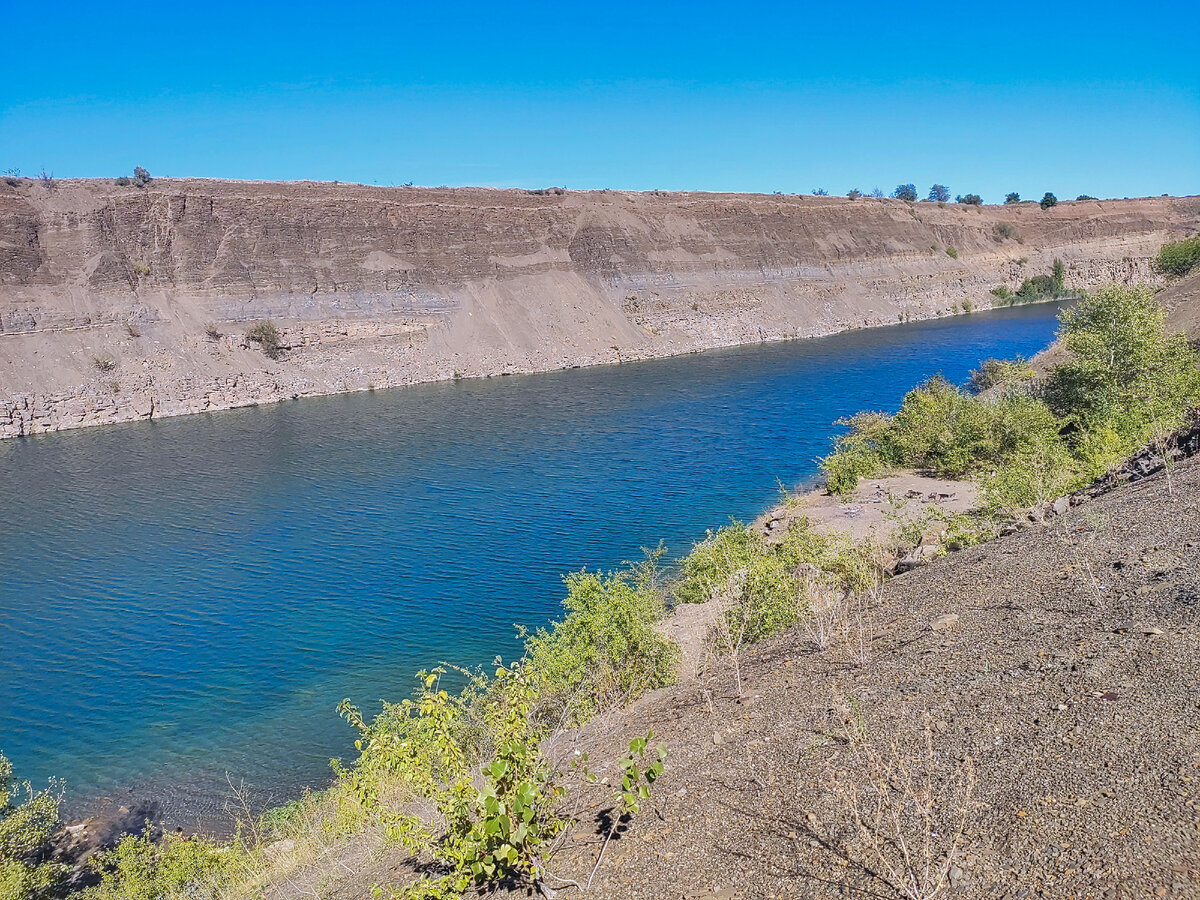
[526, 457, 1200, 900]
[2, 181, 1198, 437]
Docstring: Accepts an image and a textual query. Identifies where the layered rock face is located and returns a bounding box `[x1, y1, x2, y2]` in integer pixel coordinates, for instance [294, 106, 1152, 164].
[1, 179, 1197, 437]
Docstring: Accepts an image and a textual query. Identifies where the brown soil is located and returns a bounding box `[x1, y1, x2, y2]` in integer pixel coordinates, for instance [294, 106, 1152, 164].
[3, 181, 1197, 437]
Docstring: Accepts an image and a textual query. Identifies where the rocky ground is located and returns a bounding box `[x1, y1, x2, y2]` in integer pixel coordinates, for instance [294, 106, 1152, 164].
[519, 454, 1200, 899]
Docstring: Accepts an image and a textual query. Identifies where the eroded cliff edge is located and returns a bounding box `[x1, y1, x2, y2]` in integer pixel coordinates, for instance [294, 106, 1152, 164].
[2, 180, 1197, 437]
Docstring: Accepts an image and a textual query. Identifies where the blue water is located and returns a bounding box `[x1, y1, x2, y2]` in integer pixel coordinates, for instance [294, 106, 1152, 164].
[0, 303, 1063, 823]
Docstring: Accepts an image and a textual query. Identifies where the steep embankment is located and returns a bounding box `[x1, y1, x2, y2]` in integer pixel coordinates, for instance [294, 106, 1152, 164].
[520, 455, 1200, 900]
[2, 181, 1197, 437]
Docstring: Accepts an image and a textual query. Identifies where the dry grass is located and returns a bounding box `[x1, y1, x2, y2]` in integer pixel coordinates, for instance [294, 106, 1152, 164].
[826, 708, 975, 900]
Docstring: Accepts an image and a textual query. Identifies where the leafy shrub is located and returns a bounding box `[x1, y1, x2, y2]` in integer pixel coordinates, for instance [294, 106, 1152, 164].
[1153, 235, 1200, 277]
[87, 831, 234, 900]
[945, 247, 958, 259]
[968, 357, 1035, 392]
[927, 184, 950, 203]
[956, 193, 982, 206]
[675, 524, 800, 643]
[1075, 194, 1097, 201]
[1004, 192, 1021, 204]
[1, 754, 64, 900]
[821, 379, 1069, 492]
[892, 184, 917, 202]
[114, 176, 132, 186]
[990, 285, 1013, 301]
[133, 167, 152, 188]
[992, 222, 1019, 242]
[246, 321, 283, 359]
[524, 560, 678, 726]
[1044, 284, 1200, 470]
[847, 189, 862, 200]
[676, 517, 872, 649]
[1040, 192, 1057, 210]
[339, 664, 570, 899]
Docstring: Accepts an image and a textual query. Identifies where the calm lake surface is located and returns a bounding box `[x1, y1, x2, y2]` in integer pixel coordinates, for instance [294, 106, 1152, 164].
[1, 303, 1063, 823]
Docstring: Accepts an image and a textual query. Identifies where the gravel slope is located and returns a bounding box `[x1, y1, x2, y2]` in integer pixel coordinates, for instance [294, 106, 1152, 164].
[530, 456, 1200, 899]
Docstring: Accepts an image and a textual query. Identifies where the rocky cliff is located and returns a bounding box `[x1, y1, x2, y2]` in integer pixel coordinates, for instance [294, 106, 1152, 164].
[2, 179, 1197, 437]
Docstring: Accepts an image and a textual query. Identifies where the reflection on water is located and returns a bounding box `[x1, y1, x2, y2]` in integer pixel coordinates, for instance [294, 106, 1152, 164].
[0, 303, 1064, 823]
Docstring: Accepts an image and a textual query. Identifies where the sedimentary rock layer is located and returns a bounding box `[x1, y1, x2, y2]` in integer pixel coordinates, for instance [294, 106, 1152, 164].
[2, 179, 1196, 437]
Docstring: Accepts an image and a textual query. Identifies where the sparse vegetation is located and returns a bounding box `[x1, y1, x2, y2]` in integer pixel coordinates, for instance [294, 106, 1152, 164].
[992, 222, 1019, 242]
[1153, 234, 1200, 277]
[92, 353, 118, 373]
[114, 177, 132, 187]
[955, 193, 982, 206]
[812, 187, 828, 196]
[1004, 192, 1020, 204]
[203, 322, 221, 340]
[1075, 194, 1097, 201]
[847, 188, 862, 200]
[945, 247, 958, 260]
[37, 169, 54, 190]
[246, 321, 283, 359]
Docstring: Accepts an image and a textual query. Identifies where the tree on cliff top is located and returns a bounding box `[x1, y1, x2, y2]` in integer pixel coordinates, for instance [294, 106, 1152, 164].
[928, 184, 951, 203]
[892, 184, 917, 202]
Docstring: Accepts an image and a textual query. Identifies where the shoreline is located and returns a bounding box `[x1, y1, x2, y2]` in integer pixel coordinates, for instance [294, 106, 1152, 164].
[2, 298, 1061, 441]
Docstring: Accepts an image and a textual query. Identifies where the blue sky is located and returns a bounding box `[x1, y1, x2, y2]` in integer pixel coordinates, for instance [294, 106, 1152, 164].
[2, 1, 1197, 200]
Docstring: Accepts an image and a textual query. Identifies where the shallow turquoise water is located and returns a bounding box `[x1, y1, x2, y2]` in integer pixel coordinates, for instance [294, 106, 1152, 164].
[0, 303, 1063, 823]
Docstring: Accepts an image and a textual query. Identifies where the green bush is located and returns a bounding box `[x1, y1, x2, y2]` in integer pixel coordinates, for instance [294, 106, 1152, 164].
[0, 755, 63, 900]
[1040, 192, 1058, 210]
[968, 357, 1035, 392]
[246, 321, 283, 359]
[524, 559, 678, 726]
[990, 285, 1013, 302]
[1044, 283, 1200, 471]
[86, 832, 234, 900]
[1153, 235, 1200, 277]
[945, 247, 958, 259]
[821, 378, 1071, 493]
[675, 519, 873, 646]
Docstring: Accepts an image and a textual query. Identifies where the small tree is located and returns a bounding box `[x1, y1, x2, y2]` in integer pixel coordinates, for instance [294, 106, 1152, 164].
[1075, 194, 1097, 201]
[927, 184, 950, 203]
[0, 754, 64, 899]
[1052, 258, 1066, 292]
[955, 193, 982, 206]
[847, 188, 862, 200]
[1040, 192, 1057, 210]
[892, 184, 917, 202]
[812, 187, 828, 196]
[870, 187, 885, 199]
[133, 166, 152, 187]
[1004, 192, 1021, 204]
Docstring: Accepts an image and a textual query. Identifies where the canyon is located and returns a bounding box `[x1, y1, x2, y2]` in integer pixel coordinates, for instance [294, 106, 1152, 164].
[2, 179, 1197, 437]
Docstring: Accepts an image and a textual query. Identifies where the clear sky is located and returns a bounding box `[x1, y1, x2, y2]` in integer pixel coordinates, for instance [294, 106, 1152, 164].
[2, 1, 1197, 201]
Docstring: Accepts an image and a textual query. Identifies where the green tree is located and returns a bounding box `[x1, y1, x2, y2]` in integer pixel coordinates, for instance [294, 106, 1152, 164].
[1040, 192, 1058, 210]
[928, 184, 950, 203]
[846, 188, 862, 200]
[956, 193, 983, 206]
[0, 755, 64, 900]
[1052, 258, 1066, 291]
[892, 184, 917, 202]
[1004, 192, 1021, 204]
